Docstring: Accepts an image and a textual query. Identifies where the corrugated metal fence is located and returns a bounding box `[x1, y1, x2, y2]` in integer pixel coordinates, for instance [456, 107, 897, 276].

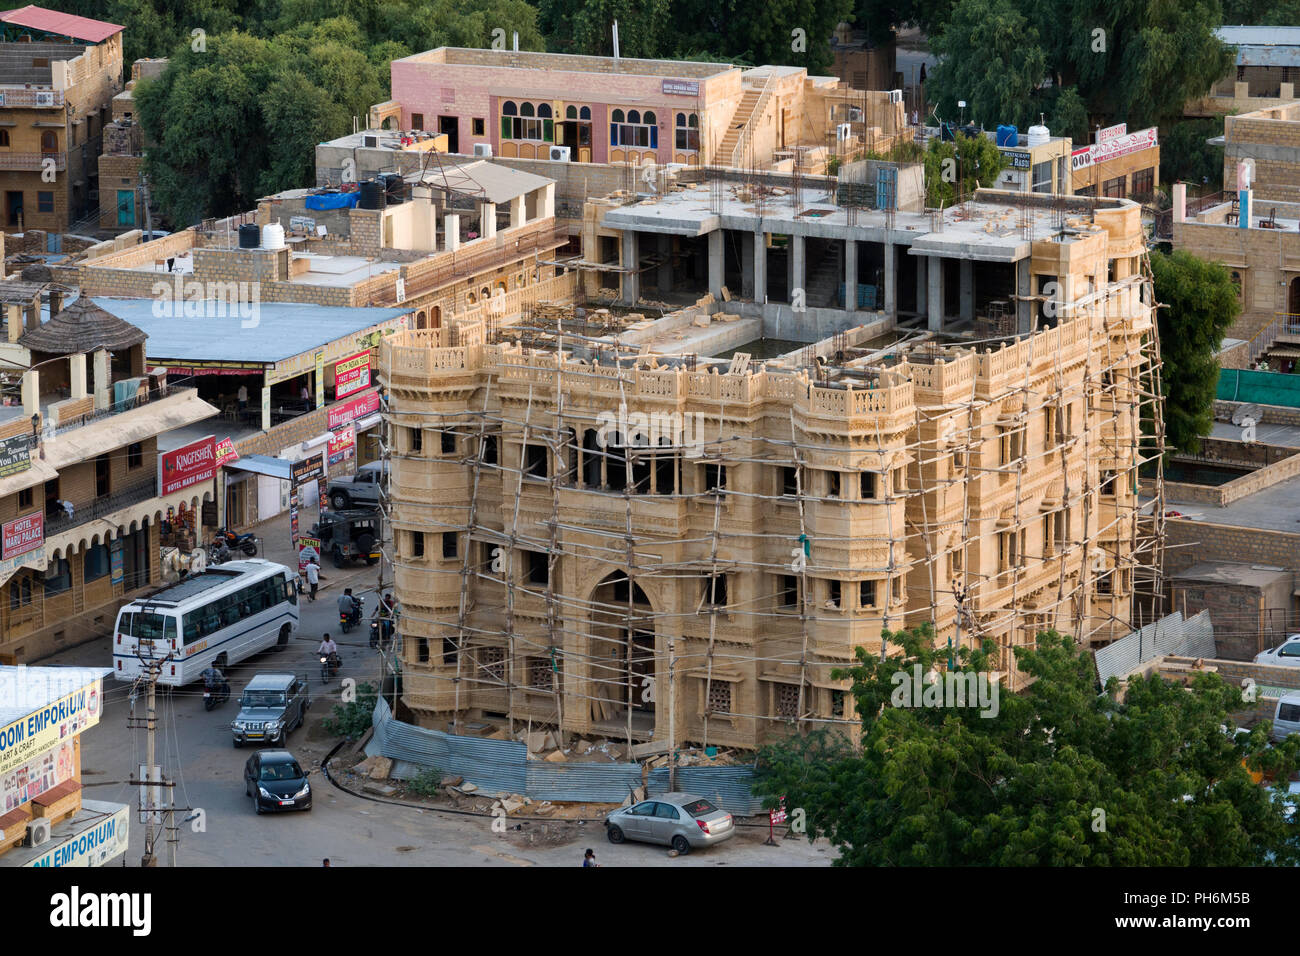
[647, 766, 764, 816]
[1094, 611, 1216, 685]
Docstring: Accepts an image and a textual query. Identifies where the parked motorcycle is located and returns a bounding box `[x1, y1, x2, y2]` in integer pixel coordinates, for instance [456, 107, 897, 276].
[207, 539, 233, 565]
[339, 595, 365, 634]
[203, 673, 230, 711]
[320, 652, 341, 683]
[215, 527, 259, 557]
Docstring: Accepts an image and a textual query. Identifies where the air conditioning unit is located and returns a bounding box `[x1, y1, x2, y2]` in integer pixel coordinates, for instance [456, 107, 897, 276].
[361, 133, 378, 148]
[26, 818, 51, 847]
[548, 146, 571, 162]
[836, 123, 852, 142]
[35, 91, 54, 107]
[473, 143, 493, 158]
[889, 89, 903, 104]
[847, 107, 863, 122]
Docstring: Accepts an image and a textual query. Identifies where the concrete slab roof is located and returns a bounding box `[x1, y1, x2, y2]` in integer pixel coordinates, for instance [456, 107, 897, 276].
[90, 298, 409, 364]
[1179, 472, 1300, 533]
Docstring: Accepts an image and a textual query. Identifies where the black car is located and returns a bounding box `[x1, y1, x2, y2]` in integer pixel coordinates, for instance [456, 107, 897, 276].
[312, 509, 382, 568]
[243, 750, 312, 814]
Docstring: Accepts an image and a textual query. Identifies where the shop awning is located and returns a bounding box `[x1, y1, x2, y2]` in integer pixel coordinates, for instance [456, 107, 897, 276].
[223, 454, 292, 480]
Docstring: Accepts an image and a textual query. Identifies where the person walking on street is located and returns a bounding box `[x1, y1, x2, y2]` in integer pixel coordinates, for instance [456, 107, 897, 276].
[305, 557, 320, 601]
[582, 848, 599, 867]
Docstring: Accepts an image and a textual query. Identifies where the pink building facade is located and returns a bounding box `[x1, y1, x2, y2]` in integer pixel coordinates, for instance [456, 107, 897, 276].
[388, 48, 744, 167]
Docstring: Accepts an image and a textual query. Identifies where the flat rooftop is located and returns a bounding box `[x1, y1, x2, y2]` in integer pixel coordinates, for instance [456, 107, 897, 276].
[397, 46, 736, 79]
[1186, 472, 1300, 533]
[1172, 560, 1292, 587]
[599, 183, 1125, 262]
[91, 298, 409, 363]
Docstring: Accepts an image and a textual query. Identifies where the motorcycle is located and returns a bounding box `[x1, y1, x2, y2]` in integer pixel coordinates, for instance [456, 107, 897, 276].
[202, 674, 230, 711]
[339, 596, 364, 634]
[320, 651, 341, 683]
[207, 539, 233, 565]
[368, 618, 380, 649]
[214, 527, 259, 557]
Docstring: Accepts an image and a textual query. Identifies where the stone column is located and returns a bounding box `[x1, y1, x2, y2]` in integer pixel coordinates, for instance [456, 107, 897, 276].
[621, 230, 640, 304]
[70, 353, 87, 400]
[927, 257, 943, 331]
[791, 234, 805, 309]
[21, 369, 38, 418]
[707, 230, 724, 300]
[477, 201, 497, 239]
[1016, 259, 1033, 333]
[959, 259, 974, 321]
[509, 195, 525, 229]
[753, 231, 767, 304]
[884, 241, 897, 317]
[444, 213, 460, 252]
[740, 231, 755, 299]
[844, 239, 858, 313]
[92, 348, 110, 410]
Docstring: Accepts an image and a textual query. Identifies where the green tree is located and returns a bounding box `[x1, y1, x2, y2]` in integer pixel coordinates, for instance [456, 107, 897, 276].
[1160, 117, 1225, 194]
[922, 133, 1003, 208]
[1149, 249, 1240, 454]
[539, 0, 671, 58]
[754, 625, 1300, 866]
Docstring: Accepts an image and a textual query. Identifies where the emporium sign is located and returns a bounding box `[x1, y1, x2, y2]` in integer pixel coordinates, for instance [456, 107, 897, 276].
[159, 435, 216, 496]
[0, 678, 103, 776]
[334, 349, 372, 399]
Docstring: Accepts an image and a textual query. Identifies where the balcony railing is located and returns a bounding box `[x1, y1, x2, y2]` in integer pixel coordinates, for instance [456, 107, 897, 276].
[52, 384, 197, 436]
[45, 476, 159, 537]
[0, 152, 66, 172]
[0, 87, 65, 109]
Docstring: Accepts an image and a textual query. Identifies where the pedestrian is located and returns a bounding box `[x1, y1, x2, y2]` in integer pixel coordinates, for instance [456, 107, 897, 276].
[322, 858, 330, 867]
[305, 557, 320, 601]
[582, 848, 599, 867]
[237, 383, 248, 412]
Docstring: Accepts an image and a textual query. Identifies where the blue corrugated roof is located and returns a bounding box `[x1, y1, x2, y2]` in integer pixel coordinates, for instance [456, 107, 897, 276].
[88, 298, 408, 364]
[1218, 26, 1300, 67]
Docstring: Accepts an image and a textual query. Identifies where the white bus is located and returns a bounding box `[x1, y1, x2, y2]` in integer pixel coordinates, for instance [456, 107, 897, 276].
[112, 559, 299, 685]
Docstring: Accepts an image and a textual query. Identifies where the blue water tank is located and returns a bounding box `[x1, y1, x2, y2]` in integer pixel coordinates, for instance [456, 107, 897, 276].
[996, 124, 1019, 148]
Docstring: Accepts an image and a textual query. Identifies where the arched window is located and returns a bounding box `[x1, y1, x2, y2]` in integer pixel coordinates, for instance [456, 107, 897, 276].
[502, 101, 518, 116]
[675, 112, 699, 151]
[566, 105, 577, 119]
[627, 110, 640, 124]
[521, 102, 535, 117]
[40, 130, 57, 153]
[611, 109, 624, 124]
[538, 103, 552, 118]
[643, 111, 655, 125]
[676, 112, 685, 126]
[579, 106, 591, 120]
[689, 114, 698, 128]
[467, 291, 477, 305]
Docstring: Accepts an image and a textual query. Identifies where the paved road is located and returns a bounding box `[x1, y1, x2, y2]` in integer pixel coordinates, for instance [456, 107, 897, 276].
[47, 511, 834, 867]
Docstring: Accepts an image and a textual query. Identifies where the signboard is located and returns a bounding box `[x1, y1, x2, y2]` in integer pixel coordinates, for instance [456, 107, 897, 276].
[0, 678, 103, 776]
[109, 538, 123, 586]
[25, 802, 130, 868]
[328, 425, 356, 466]
[0, 433, 32, 478]
[663, 79, 700, 96]
[1096, 122, 1127, 145]
[291, 454, 324, 486]
[297, 536, 320, 576]
[334, 350, 372, 399]
[1074, 127, 1158, 169]
[159, 435, 216, 496]
[329, 389, 381, 429]
[999, 149, 1031, 170]
[214, 437, 239, 467]
[769, 807, 787, 825]
[314, 350, 325, 409]
[2, 511, 43, 561]
[261, 386, 271, 432]
[165, 365, 261, 377]
[2, 739, 73, 813]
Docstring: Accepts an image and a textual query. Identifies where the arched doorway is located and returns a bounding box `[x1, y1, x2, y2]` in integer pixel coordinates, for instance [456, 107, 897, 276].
[588, 571, 656, 732]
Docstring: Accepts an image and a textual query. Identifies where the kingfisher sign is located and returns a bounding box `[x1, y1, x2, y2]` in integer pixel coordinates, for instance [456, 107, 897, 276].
[159, 435, 216, 496]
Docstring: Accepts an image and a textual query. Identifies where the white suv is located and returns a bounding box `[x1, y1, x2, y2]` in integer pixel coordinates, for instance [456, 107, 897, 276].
[1255, 635, 1300, 668]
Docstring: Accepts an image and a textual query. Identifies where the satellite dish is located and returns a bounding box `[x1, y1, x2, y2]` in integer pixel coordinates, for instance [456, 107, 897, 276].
[1231, 403, 1262, 426]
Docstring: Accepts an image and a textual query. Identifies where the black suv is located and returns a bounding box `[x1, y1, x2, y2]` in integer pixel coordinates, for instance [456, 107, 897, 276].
[313, 509, 382, 568]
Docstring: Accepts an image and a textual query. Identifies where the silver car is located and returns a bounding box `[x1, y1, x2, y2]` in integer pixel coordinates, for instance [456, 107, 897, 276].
[1255, 635, 1300, 668]
[605, 793, 735, 854]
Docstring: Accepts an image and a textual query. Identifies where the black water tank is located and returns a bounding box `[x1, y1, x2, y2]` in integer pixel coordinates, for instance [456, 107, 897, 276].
[238, 223, 260, 248]
[379, 173, 405, 205]
[358, 180, 385, 209]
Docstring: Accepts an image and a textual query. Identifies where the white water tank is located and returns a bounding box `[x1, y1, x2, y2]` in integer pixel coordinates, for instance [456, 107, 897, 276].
[262, 221, 285, 250]
[1027, 123, 1050, 148]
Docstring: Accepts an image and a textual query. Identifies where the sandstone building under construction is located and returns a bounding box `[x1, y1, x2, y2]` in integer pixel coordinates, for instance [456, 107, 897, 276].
[380, 186, 1164, 750]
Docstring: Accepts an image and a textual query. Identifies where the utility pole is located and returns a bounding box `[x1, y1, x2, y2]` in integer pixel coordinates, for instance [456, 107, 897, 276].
[667, 638, 677, 792]
[129, 639, 186, 867]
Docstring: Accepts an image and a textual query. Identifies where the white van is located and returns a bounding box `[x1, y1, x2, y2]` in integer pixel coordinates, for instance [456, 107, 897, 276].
[1271, 692, 1300, 743]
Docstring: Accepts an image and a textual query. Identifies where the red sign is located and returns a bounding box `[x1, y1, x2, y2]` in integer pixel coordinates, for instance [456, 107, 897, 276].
[328, 389, 380, 430]
[215, 437, 239, 467]
[160, 435, 217, 496]
[334, 349, 372, 399]
[769, 808, 787, 825]
[328, 425, 356, 465]
[2, 511, 43, 560]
